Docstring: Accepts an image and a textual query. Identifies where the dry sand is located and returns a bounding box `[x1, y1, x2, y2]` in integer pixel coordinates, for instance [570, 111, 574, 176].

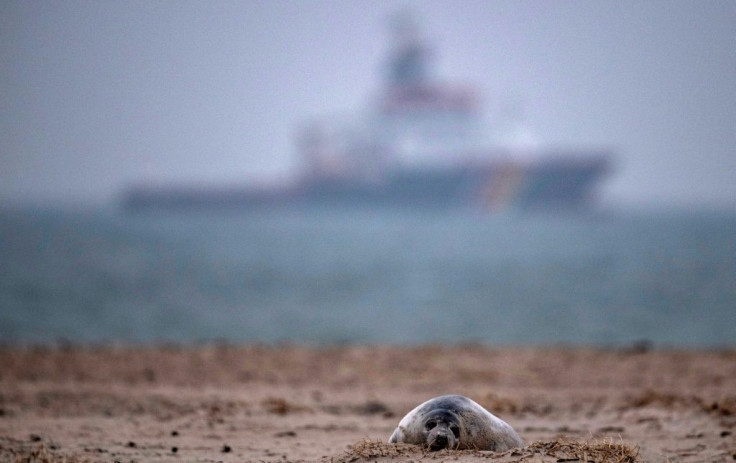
[1, 345, 734, 462]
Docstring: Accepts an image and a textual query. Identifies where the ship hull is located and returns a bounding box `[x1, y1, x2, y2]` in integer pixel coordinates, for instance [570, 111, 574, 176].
[123, 155, 610, 212]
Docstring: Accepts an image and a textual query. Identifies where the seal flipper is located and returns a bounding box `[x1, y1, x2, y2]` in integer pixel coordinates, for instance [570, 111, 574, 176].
[388, 427, 400, 443]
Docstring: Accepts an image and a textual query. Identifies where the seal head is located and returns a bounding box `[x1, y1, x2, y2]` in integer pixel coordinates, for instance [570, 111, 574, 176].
[422, 409, 461, 450]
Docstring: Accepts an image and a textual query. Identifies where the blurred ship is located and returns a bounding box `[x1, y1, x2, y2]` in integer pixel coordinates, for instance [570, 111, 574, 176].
[124, 12, 612, 212]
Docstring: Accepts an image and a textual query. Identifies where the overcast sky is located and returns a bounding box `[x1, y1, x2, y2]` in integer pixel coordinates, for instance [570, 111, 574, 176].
[1, 0, 734, 209]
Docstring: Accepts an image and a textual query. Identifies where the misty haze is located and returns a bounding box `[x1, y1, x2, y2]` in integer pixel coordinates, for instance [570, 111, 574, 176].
[1, 0, 734, 347]
[1, 3, 735, 461]
[1, 1, 734, 208]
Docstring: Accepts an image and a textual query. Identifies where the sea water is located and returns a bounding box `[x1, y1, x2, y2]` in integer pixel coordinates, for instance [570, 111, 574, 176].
[1, 205, 734, 347]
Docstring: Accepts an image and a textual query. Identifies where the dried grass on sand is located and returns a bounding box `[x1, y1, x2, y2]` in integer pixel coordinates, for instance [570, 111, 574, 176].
[327, 437, 638, 462]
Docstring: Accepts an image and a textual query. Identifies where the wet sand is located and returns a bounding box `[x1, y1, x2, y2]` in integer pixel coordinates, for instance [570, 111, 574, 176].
[1, 345, 734, 462]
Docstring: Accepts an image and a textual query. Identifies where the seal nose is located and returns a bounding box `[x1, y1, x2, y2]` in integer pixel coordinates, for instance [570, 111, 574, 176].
[430, 433, 449, 450]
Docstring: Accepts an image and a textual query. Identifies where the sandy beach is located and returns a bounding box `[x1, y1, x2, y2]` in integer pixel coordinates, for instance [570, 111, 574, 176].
[1, 345, 734, 462]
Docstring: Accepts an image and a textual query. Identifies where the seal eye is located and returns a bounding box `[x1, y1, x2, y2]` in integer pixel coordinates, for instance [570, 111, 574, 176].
[426, 421, 436, 430]
[450, 425, 460, 438]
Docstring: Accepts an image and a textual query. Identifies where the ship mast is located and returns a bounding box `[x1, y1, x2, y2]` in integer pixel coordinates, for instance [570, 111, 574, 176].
[386, 10, 433, 88]
[379, 11, 480, 166]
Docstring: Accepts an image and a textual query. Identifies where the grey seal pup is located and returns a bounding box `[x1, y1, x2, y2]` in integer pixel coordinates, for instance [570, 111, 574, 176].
[388, 394, 523, 451]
